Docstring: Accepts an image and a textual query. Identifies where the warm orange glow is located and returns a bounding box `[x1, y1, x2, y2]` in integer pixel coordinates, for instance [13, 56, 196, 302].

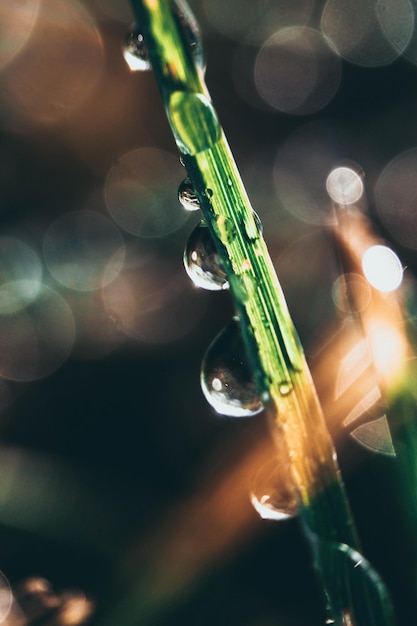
[367, 320, 408, 385]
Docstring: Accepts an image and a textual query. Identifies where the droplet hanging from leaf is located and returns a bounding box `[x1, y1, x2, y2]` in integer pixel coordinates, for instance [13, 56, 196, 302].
[201, 317, 264, 417]
[184, 222, 229, 291]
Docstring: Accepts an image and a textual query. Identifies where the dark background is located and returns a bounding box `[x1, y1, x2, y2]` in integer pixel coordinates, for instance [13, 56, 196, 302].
[0, 1, 417, 625]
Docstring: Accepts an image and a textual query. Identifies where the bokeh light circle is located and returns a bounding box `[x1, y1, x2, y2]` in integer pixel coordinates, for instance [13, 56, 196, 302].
[332, 273, 372, 314]
[326, 166, 364, 205]
[274, 121, 353, 224]
[362, 245, 403, 292]
[321, 0, 414, 67]
[105, 148, 188, 238]
[0, 0, 40, 71]
[0, 283, 75, 381]
[0, 0, 104, 129]
[375, 148, 417, 250]
[44, 210, 125, 292]
[103, 248, 207, 344]
[0, 237, 42, 314]
[255, 27, 341, 115]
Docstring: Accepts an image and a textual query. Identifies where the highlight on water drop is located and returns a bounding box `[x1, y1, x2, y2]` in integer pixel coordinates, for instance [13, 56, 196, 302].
[123, 23, 151, 71]
[250, 456, 298, 521]
[201, 318, 264, 417]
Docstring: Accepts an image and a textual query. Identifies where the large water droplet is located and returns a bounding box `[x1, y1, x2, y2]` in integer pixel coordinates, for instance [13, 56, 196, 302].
[201, 318, 264, 417]
[123, 24, 151, 71]
[178, 178, 200, 211]
[169, 91, 221, 155]
[250, 457, 298, 521]
[184, 222, 228, 291]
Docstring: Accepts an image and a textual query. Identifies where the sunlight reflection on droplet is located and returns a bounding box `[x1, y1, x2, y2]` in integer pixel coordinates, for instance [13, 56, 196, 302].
[103, 247, 207, 344]
[375, 148, 417, 250]
[362, 245, 403, 292]
[0, 0, 40, 71]
[0, 284, 75, 381]
[122, 25, 151, 71]
[254, 27, 341, 115]
[250, 457, 298, 521]
[44, 210, 125, 292]
[321, 0, 414, 67]
[105, 148, 188, 238]
[0, 237, 42, 314]
[0, 0, 104, 130]
[326, 167, 364, 205]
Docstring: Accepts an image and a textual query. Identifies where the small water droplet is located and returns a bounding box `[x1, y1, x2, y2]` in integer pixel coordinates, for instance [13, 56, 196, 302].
[250, 457, 298, 521]
[168, 92, 221, 155]
[123, 24, 151, 71]
[252, 210, 263, 234]
[178, 178, 200, 211]
[184, 222, 228, 291]
[201, 318, 264, 417]
[279, 382, 292, 396]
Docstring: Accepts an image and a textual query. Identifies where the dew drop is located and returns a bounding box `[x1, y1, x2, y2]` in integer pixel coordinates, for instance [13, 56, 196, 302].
[250, 457, 298, 520]
[201, 317, 264, 417]
[279, 382, 292, 396]
[123, 24, 151, 71]
[168, 92, 221, 155]
[178, 178, 200, 211]
[252, 210, 263, 234]
[184, 222, 229, 291]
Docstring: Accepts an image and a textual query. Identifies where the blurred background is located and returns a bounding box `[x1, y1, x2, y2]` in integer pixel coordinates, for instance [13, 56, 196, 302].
[1, 0, 417, 624]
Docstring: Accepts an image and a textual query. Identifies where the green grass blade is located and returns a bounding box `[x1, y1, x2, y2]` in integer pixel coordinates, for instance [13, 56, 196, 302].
[128, 1, 396, 623]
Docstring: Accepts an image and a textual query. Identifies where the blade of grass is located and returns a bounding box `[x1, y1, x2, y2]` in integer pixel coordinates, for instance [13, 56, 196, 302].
[128, 1, 396, 623]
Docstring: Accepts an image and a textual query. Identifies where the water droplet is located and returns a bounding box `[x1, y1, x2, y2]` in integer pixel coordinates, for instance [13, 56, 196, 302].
[184, 222, 228, 291]
[201, 318, 264, 417]
[123, 24, 151, 71]
[252, 210, 263, 234]
[168, 91, 221, 155]
[178, 178, 200, 211]
[250, 457, 298, 520]
[279, 382, 292, 396]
